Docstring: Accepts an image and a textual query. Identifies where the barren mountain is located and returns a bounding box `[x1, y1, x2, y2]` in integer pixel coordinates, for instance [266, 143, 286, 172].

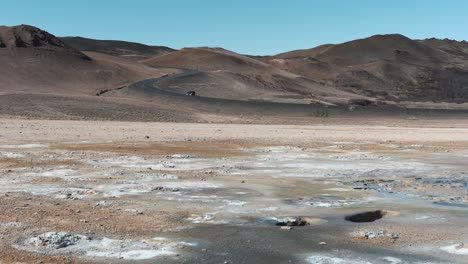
[1, 24, 467, 122]
[0, 25, 171, 95]
[60, 36, 174, 60]
[264, 34, 468, 101]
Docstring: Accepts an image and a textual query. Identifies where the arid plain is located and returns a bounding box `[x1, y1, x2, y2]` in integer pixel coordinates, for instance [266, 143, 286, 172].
[0, 119, 467, 264]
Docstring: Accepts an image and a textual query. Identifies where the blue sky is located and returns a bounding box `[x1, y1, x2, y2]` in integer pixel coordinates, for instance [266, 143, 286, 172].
[2, 0, 468, 55]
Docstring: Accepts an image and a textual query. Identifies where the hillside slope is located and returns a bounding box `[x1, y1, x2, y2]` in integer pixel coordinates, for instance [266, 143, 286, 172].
[0, 25, 171, 95]
[140, 47, 364, 104]
[264, 34, 468, 101]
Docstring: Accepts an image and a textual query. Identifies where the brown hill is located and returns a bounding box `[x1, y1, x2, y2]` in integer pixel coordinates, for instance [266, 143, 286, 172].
[265, 34, 468, 101]
[139, 47, 364, 104]
[60, 36, 174, 60]
[142, 47, 274, 72]
[0, 24, 88, 58]
[0, 25, 170, 96]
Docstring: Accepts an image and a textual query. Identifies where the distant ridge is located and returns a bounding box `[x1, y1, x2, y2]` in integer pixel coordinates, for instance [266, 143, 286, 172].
[60, 36, 174, 60]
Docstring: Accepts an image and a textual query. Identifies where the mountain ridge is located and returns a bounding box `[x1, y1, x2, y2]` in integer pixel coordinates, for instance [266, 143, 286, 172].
[60, 36, 174, 60]
[2, 24, 468, 109]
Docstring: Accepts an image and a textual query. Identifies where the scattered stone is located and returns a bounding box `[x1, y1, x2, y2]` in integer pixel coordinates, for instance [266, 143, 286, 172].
[29, 232, 88, 249]
[280, 226, 292, 230]
[187, 214, 220, 224]
[308, 194, 365, 207]
[162, 162, 176, 169]
[94, 201, 113, 207]
[0, 222, 25, 229]
[441, 243, 468, 255]
[55, 189, 97, 200]
[330, 153, 387, 161]
[319, 242, 327, 245]
[275, 217, 309, 227]
[152, 186, 180, 192]
[166, 154, 196, 159]
[352, 230, 399, 241]
[125, 209, 144, 215]
[20, 232, 192, 260]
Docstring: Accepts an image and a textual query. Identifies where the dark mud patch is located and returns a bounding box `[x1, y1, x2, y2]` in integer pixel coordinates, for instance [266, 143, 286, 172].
[345, 210, 388, 223]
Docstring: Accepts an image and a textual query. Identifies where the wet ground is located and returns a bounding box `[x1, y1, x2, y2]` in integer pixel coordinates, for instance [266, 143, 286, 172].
[0, 138, 467, 263]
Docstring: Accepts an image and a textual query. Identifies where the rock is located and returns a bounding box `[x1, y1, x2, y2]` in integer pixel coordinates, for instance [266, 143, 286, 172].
[0, 222, 24, 229]
[275, 217, 309, 226]
[319, 242, 327, 245]
[29, 232, 88, 249]
[365, 231, 376, 239]
[166, 154, 196, 159]
[152, 186, 179, 192]
[125, 209, 144, 215]
[94, 201, 113, 207]
[353, 230, 399, 241]
[162, 162, 176, 168]
[280, 226, 292, 230]
[455, 243, 466, 249]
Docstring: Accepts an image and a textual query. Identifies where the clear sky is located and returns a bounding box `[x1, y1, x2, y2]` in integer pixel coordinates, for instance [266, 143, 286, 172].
[2, 0, 468, 55]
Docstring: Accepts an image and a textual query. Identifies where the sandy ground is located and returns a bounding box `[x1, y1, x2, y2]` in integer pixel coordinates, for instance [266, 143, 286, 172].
[2, 119, 468, 145]
[0, 119, 467, 264]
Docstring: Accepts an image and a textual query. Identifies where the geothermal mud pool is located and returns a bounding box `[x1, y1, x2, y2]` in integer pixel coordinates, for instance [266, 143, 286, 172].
[0, 140, 467, 263]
